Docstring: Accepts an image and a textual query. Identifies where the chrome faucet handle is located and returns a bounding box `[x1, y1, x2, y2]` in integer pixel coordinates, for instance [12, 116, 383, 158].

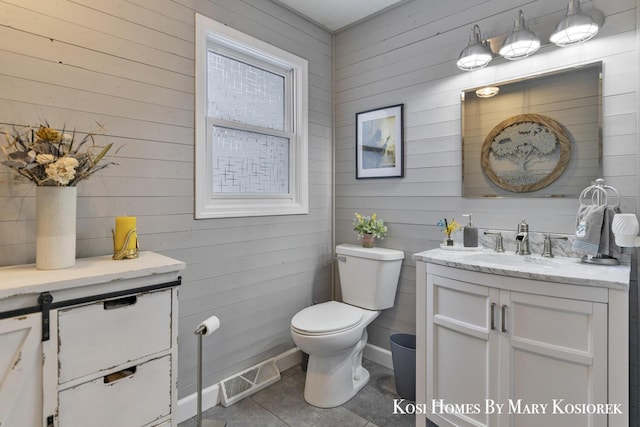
[542, 234, 569, 258]
[484, 231, 504, 252]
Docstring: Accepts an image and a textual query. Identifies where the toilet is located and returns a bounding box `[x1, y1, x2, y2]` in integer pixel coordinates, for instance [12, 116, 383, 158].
[290, 243, 404, 408]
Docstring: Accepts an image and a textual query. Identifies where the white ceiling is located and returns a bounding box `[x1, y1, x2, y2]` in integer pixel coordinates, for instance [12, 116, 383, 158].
[274, 0, 408, 32]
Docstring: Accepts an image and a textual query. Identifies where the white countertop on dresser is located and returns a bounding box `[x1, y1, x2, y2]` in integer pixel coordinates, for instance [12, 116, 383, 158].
[414, 248, 630, 290]
[0, 251, 186, 300]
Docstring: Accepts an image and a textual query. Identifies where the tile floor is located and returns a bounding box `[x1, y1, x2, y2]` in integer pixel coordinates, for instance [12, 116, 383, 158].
[179, 359, 421, 427]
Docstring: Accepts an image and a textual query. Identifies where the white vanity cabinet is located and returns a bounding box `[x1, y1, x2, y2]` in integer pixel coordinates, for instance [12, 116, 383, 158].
[0, 252, 185, 427]
[414, 250, 629, 427]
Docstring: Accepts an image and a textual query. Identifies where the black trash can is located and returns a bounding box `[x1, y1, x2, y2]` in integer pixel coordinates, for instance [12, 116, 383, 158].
[390, 333, 416, 401]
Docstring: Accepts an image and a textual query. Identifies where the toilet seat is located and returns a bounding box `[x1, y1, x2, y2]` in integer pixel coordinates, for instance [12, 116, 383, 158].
[291, 301, 364, 336]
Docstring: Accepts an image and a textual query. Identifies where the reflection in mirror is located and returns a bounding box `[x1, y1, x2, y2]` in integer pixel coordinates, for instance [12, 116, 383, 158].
[462, 62, 602, 198]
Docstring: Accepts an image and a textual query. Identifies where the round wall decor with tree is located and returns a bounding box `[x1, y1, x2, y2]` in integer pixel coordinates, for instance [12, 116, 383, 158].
[480, 113, 571, 193]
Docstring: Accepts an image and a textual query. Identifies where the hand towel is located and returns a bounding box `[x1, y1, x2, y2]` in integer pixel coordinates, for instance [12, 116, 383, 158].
[599, 206, 621, 257]
[572, 204, 605, 256]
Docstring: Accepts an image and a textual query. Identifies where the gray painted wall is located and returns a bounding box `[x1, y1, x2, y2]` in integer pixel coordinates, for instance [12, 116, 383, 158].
[334, 0, 638, 350]
[1, 0, 638, 407]
[0, 0, 333, 399]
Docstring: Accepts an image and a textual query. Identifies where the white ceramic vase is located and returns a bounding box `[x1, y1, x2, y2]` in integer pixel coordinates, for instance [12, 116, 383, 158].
[36, 186, 77, 270]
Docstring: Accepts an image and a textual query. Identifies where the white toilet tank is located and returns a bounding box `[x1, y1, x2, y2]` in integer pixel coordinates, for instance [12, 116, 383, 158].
[336, 244, 404, 310]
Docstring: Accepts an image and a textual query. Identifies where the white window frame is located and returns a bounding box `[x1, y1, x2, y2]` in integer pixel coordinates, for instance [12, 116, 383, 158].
[195, 14, 308, 219]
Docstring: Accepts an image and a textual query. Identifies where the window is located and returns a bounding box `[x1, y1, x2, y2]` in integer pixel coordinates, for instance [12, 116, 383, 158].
[195, 14, 308, 218]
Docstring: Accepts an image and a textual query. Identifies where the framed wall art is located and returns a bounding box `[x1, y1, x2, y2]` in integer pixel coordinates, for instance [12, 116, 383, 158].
[356, 104, 404, 179]
[481, 113, 571, 193]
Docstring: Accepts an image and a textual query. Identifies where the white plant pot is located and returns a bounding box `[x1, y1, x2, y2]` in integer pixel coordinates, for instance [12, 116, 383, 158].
[36, 186, 77, 270]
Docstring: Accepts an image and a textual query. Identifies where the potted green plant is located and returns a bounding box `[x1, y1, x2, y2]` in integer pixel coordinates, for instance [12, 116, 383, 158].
[353, 212, 388, 248]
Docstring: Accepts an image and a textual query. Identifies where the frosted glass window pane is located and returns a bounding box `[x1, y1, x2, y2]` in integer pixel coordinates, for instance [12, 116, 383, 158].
[211, 126, 289, 194]
[208, 51, 285, 131]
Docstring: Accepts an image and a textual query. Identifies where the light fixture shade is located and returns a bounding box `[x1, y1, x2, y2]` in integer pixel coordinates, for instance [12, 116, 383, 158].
[612, 214, 640, 247]
[550, 0, 599, 46]
[476, 86, 500, 98]
[456, 25, 493, 71]
[499, 10, 540, 60]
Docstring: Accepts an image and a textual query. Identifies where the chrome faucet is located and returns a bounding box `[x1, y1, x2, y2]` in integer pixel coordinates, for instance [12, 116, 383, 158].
[515, 219, 530, 255]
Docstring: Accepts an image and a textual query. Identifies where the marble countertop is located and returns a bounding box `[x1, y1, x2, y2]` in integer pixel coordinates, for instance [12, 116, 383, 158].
[414, 248, 630, 290]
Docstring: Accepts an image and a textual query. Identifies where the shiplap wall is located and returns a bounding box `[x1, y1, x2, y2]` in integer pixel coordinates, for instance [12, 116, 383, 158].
[334, 0, 638, 350]
[0, 0, 333, 399]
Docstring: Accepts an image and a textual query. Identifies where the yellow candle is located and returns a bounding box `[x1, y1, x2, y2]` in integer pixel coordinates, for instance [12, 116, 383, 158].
[114, 216, 137, 252]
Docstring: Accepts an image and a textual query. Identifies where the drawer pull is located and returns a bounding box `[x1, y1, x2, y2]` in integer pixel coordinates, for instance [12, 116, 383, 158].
[104, 295, 137, 310]
[104, 366, 137, 384]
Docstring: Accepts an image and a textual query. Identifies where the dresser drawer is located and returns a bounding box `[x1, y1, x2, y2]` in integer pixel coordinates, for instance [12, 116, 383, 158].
[58, 355, 171, 427]
[58, 289, 172, 384]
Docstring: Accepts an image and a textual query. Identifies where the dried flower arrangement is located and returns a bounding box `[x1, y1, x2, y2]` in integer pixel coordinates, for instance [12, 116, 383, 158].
[0, 122, 115, 186]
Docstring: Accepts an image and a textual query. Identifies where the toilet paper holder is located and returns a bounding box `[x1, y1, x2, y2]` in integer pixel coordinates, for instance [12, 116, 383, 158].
[194, 316, 226, 427]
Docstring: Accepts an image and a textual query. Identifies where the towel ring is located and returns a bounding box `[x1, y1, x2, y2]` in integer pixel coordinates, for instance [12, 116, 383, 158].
[578, 178, 619, 208]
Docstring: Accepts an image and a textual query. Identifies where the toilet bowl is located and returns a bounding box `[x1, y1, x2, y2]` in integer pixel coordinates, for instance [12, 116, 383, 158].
[290, 244, 404, 408]
[291, 301, 379, 407]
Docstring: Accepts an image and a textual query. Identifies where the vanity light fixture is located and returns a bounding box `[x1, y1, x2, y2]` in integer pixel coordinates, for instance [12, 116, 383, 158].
[456, 24, 493, 71]
[456, 4, 604, 71]
[475, 86, 500, 98]
[550, 0, 600, 47]
[499, 10, 540, 60]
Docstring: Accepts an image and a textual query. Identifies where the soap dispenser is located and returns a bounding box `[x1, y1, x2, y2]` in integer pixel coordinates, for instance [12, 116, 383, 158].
[462, 214, 478, 248]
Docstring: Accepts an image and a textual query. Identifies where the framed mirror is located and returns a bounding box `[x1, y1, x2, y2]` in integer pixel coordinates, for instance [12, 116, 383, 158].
[462, 62, 602, 198]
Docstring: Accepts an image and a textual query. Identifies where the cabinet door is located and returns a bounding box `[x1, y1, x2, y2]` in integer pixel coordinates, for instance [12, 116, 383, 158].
[426, 274, 500, 427]
[0, 313, 44, 427]
[501, 291, 607, 427]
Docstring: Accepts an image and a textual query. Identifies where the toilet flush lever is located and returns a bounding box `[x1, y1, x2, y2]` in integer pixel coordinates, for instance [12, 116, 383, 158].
[335, 255, 347, 263]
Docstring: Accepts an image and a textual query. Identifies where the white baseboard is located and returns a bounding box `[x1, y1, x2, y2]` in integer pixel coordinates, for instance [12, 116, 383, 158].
[177, 347, 301, 423]
[177, 344, 391, 423]
[176, 383, 221, 423]
[364, 343, 393, 370]
[275, 347, 302, 372]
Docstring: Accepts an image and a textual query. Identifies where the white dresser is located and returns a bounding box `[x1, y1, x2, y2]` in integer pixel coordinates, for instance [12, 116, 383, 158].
[0, 252, 185, 427]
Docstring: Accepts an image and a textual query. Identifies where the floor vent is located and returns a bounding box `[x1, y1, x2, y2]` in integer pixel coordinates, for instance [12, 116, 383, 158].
[220, 358, 281, 407]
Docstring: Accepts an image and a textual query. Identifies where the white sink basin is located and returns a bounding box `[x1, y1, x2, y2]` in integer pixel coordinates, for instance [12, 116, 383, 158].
[466, 252, 564, 268]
